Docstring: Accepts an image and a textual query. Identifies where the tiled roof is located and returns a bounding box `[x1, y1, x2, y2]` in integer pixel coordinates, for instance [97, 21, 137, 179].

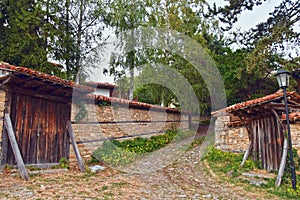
[93, 94, 185, 113]
[225, 91, 288, 113]
[213, 90, 300, 125]
[282, 112, 300, 122]
[212, 91, 297, 116]
[0, 62, 92, 91]
[84, 81, 116, 89]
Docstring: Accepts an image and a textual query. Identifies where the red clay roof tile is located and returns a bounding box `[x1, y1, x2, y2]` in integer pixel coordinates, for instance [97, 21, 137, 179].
[92, 94, 185, 113]
[0, 62, 92, 91]
[211, 91, 299, 117]
[224, 91, 287, 113]
[282, 112, 300, 122]
[84, 81, 116, 89]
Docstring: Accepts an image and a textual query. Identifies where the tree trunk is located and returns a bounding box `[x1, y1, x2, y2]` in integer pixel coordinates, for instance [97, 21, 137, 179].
[128, 27, 135, 100]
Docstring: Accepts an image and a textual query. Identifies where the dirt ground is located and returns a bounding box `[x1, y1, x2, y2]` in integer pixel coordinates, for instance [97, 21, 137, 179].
[0, 141, 281, 200]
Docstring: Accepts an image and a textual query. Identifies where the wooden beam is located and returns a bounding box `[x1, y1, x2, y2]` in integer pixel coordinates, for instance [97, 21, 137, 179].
[67, 121, 85, 172]
[4, 114, 29, 181]
[22, 78, 40, 87]
[238, 116, 253, 168]
[1, 76, 11, 85]
[241, 142, 253, 167]
[5, 85, 72, 104]
[287, 99, 300, 107]
[238, 116, 252, 137]
[264, 103, 300, 110]
[276, 137, 288, 187]
[271, 109, 284, 129]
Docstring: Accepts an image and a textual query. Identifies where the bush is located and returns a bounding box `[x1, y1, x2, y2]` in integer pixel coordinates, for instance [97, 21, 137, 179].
[91, 140, 136, 166]
[91, 129, 201, 166]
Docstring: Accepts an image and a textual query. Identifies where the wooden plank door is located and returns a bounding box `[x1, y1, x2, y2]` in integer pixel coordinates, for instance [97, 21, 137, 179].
[5, 93, 70, 164]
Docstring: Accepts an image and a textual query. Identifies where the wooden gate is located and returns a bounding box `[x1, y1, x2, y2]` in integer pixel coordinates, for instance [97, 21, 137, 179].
[5, 92, 71, 164]
[249, 117, 284, 171]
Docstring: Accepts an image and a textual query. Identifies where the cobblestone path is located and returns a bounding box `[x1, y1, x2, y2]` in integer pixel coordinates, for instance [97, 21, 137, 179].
[0, 141, 281, 200]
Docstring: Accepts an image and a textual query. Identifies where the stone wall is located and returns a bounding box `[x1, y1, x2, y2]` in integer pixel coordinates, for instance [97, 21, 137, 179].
[0, 90, 6, 162]
[214, 115, 249, 152]
[290, 124, 300, 155]
[214, 115, 300, 155]
[70, 103, 190, 161]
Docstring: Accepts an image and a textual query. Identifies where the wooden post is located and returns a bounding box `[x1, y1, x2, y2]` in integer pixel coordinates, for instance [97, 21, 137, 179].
[67, 121, 85, 172]
[271, 109, 284, 128]
[276, 137, 288, 187]
[238, 116, 253, 167]
[4, 114, 29, 180]
[241, 142, 253, 167]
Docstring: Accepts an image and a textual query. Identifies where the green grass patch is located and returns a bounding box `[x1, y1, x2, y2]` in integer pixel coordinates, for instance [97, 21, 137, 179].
[204, 147, 256, 178]
[188, 137, 206, 150]
[91, 129, 202, 166]
[204, 146, 300, 199]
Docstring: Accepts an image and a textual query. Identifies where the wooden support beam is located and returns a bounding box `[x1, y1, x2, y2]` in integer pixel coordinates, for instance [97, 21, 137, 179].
[265, 103, 300, 111]
[287, 99, 300, 107]
[271, 109, 284, 129]
[67, 121, 85, 172]
[241, 142, 253, 167]
[4, 114, 29, 181]
[238, 116, 253, 168]
[272, 109, 288, 187]
[6, 85, 71, 104]
[276, 137, 288, 187]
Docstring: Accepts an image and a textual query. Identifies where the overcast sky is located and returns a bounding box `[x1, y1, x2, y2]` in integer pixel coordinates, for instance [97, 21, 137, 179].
[208, 0, 283, 31]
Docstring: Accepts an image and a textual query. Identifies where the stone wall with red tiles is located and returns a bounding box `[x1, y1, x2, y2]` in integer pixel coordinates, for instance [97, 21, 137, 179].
[69, 103, 190, 162]
[214, 115, 300, 155]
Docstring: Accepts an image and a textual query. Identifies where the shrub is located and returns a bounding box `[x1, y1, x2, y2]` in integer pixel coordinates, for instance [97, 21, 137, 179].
[91, 129, 201, 166]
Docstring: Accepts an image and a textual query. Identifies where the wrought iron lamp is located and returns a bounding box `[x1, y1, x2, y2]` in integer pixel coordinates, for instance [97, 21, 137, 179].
[275, 69, 297, 190]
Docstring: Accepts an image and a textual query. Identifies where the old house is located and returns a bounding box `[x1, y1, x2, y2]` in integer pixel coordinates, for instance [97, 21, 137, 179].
[0, 62, 91, 167]
[85, 81, 117, 97]
[212, 91, 300, 171]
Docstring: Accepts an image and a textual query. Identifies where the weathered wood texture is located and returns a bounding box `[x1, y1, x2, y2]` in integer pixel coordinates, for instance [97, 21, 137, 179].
[5, 92, 71, 164]
[4, 114, 29, 180]
[67, 121, 85, 172]
[276, 137, 288, 187]
[249, 117, 284, 171]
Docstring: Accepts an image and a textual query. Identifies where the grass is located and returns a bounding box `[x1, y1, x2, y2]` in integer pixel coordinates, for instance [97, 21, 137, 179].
[204, 146, 300, 199]
[90, 129, 202, 167]
[204, 147, 256, 177]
